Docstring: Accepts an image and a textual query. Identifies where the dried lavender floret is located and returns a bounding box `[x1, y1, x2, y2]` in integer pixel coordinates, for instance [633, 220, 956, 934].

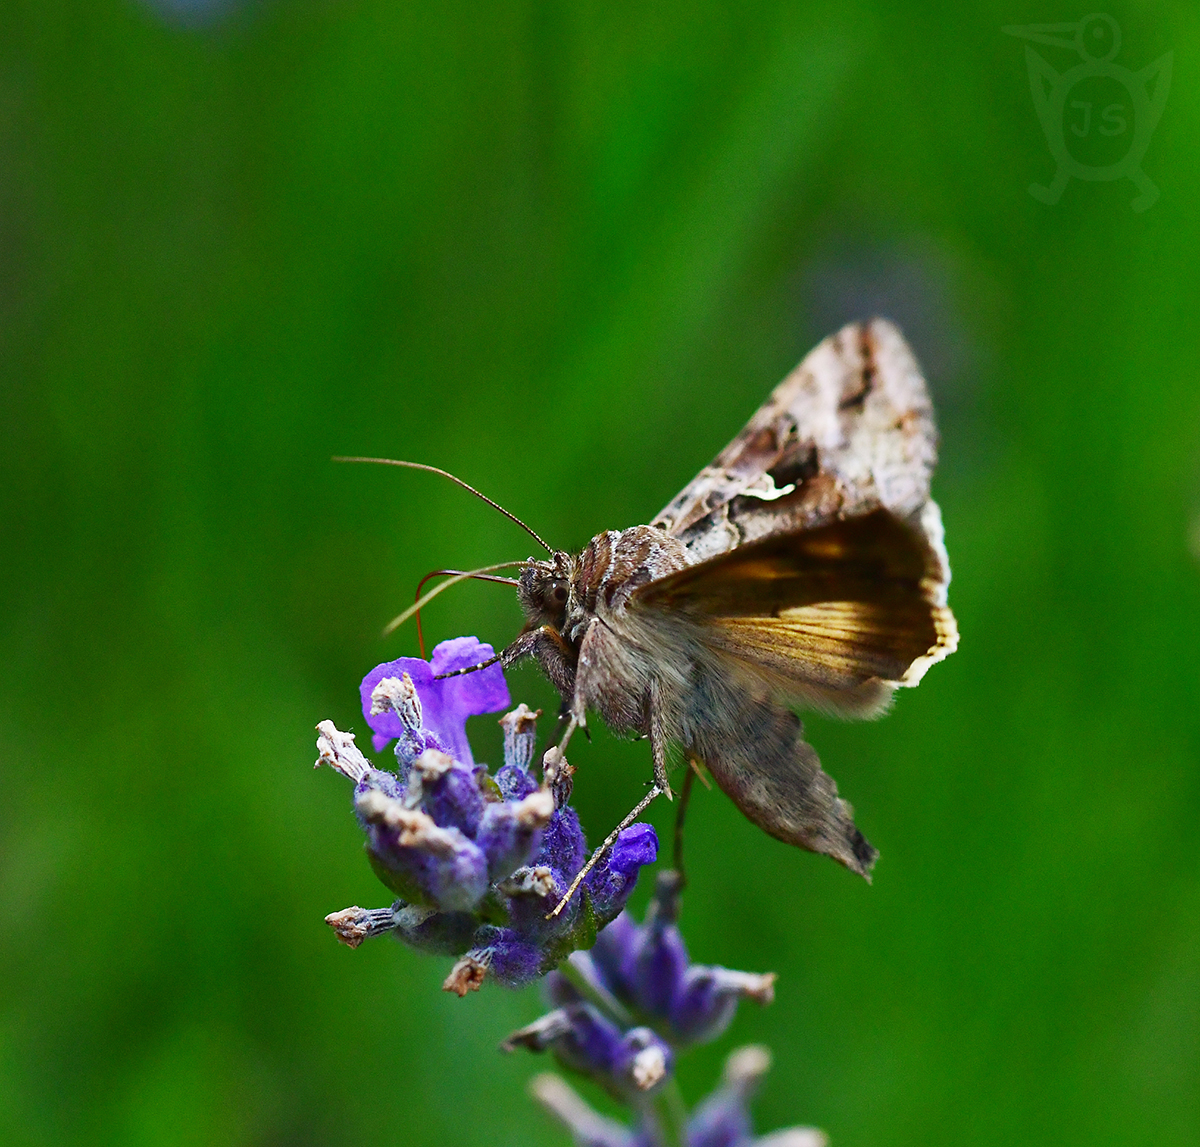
[500, 703, 540, 772]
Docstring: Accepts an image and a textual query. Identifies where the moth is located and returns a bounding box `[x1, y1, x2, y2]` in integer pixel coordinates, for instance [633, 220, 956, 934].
[347, 318, 957, 901]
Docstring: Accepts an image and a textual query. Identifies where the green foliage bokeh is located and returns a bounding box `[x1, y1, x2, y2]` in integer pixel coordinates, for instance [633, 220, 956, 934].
[2, 2, 1197, 1144]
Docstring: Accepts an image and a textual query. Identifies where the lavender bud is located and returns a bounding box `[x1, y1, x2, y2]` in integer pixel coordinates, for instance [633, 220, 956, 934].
[585, 823, 659, 920]
[610, 869, 692, 1020]
[538, 805, 587, 889]
[496, 761, 540, 801]
[391, 904, 478, 956]
[504, 1005, 673, 1100]
[478, 929, 547, 989]
[688, 1046, 828, 1147]
[501, 1008, 575, 1052]
[622, 1029, 669, 1093]
[527, 1074, 641, 1147]
[568, 913, 639, 1005]
[405, 747, 453, 795]
[687, 1045, 769, 1147]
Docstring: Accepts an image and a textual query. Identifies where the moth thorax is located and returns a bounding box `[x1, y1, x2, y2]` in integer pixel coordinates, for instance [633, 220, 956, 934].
[577, 526, 688, 615]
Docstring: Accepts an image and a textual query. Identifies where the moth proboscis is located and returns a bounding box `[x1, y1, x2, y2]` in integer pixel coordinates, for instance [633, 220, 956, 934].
[339, 318, 959, 916]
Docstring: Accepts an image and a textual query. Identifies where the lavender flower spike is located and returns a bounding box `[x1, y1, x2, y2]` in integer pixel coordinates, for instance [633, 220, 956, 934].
[318, 654, 658, 991]
[316, 639, 829, 1146]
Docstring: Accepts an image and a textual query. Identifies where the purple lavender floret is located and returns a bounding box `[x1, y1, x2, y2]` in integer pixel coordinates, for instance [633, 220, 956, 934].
[548, 870, 777, 1048]
[317, 645, 657, 992]
[361, 636, 509, 762]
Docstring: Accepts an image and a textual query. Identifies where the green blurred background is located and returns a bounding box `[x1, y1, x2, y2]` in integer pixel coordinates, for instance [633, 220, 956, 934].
[3, 2, 1198, 1144]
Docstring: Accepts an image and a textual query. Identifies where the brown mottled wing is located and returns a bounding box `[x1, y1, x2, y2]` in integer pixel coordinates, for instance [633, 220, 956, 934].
[631, 507, 956, 880]
[633, 320, 956, 878]
[635, 508, 957, 717]
[652, 318, 942, 566]
[676, 672, 880, 878]
[646, 317, 955, 713]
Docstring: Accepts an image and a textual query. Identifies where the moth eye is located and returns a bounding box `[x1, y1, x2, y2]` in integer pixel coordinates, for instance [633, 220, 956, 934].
[551, 584, 568, 605]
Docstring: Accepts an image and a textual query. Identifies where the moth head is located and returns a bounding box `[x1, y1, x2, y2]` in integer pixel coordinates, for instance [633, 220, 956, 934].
[518, 551, 575, 628]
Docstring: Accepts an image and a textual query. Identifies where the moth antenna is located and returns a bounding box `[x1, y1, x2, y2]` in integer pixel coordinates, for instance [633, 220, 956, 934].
[412, 568, 520, 657]
[383, 561, 529, 638]
[333, 456, 554, 554]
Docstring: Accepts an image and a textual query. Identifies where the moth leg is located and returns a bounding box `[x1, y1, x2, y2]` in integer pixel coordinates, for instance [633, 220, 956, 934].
[546, 714, 580, 769]
[546, 783, 665, 919]
[501, 625, 577, 700]
[647, 679, 674, 801]
[432, 653, 501, 680]
[551, 700, 572, 744]
[672, 765, 697, 887]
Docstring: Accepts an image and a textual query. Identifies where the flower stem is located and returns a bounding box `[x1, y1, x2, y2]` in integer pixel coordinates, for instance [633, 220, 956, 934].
[556, 953, 634, 1027]
[656, 1079, 689, 1147]
[557, 957, 688, 1145]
